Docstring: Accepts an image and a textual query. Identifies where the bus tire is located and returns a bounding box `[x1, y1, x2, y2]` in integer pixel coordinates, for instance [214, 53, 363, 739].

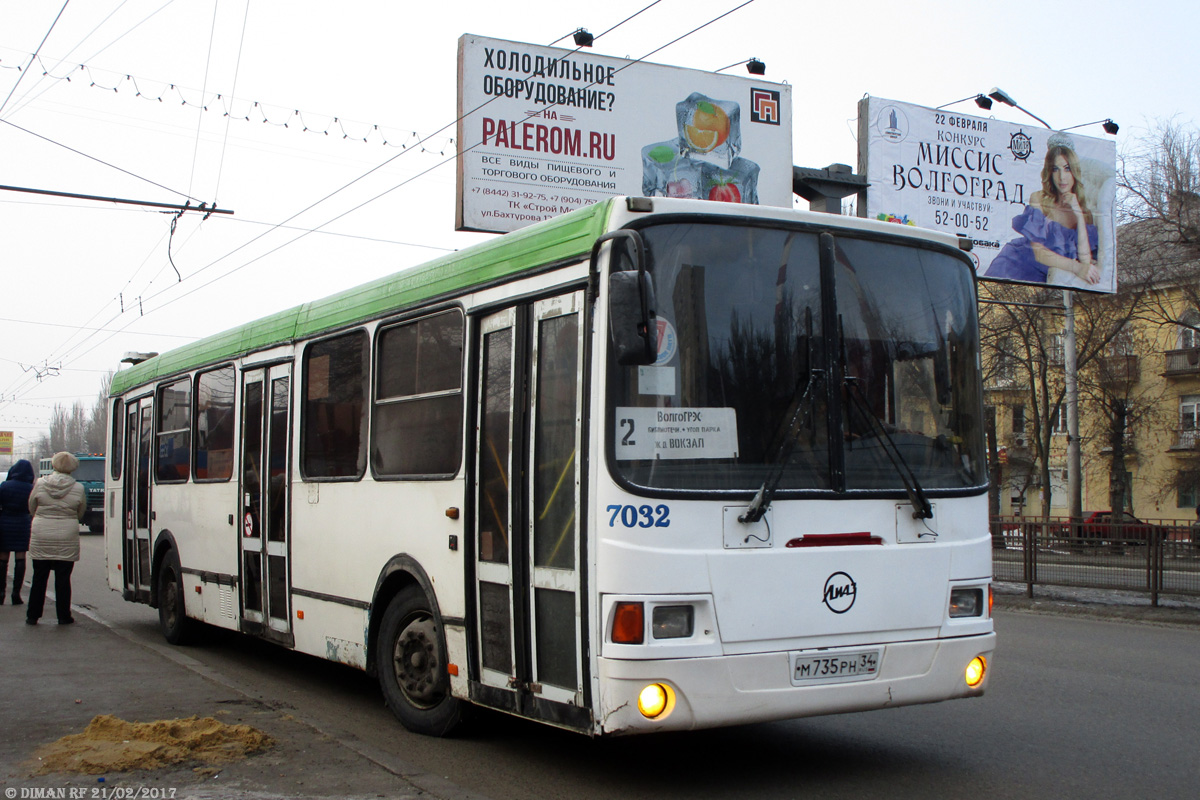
[376, 586, 465, 736]
[158, 550, 194, 646]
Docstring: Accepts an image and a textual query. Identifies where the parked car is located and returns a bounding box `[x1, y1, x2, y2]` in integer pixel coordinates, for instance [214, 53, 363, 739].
[1077, 511, 1163, 545]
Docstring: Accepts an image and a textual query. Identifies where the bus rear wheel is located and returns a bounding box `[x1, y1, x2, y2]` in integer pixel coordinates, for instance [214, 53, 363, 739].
[158, 551, 194, 645]
[376, 586, 465, 736]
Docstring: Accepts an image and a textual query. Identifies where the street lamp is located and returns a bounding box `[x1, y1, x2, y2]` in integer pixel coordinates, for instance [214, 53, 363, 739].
[987, 87, 1053, 129]
[1061, 118, 1120, 135]
[936, 94, 992, 111]
[714, 58, 766, 75]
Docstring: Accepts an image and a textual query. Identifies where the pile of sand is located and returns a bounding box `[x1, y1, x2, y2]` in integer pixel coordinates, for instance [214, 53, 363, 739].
[33, 714, 273, 775]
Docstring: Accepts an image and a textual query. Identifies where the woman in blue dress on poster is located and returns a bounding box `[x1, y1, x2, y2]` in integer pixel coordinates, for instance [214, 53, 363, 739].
[984, 140, 1100, 285]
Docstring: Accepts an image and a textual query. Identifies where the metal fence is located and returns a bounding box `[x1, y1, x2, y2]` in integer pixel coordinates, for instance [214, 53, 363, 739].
[991, 516, 1200, 605]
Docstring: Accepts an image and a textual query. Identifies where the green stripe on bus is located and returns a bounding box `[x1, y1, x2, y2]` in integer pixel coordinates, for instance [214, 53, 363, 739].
[111, 199, 615, 396]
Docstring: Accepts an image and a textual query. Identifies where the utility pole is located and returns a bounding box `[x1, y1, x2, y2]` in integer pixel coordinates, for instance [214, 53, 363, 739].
[1064, 290, 1082, 521]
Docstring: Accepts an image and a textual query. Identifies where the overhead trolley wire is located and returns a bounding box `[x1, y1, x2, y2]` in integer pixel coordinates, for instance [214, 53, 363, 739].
[5, 0, 758, 409]
[0, 0, 71, 116]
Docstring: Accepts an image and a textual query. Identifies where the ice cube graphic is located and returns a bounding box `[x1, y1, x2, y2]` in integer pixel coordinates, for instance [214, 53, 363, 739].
[641, 141, 704, 199]
[701, 157, 760, 205]
[676, 93, 741, 167]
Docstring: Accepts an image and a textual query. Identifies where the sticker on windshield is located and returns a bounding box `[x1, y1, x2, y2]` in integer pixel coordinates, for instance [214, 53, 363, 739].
[638, 365, 676, 396]
[654, 319, 677, 366]
[615, 407, 739, 460]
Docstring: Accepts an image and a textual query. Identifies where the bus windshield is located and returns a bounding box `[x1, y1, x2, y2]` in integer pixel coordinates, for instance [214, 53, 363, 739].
[609, 221, 985, 495]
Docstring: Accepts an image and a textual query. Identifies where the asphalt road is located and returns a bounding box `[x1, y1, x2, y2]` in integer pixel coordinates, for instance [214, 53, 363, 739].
[61, 533, 1200, 800]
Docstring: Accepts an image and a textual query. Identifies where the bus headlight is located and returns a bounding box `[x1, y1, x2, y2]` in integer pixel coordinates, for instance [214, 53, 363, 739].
[637, 683, 675, 719]
[965, 656, 987, 688]
[949, 588, 984, 618]
[651, 605, 694, 639]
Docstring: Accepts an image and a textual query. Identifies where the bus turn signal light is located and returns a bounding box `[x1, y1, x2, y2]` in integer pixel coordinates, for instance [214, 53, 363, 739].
[612, 602, 644, 644]
[965, 656, 987, 688]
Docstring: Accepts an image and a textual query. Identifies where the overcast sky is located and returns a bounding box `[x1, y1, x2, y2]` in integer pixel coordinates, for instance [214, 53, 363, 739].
[1, 0, 1195, 453]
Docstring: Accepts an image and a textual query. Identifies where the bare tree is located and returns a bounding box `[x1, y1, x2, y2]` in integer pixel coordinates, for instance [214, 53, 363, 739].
[33, 372, 113, 459]
[981, 278, 1151, 518]
[1111, 120, 1200, 509]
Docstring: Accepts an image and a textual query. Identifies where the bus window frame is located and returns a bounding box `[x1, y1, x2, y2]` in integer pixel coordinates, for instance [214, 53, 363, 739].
[299, 328, 370, 483]
[154, 376, 192, 484]
[370, 306, 466, 482]
[602, 216, 986, 502]
[110, 396, 124, 480]
[193, 363, 237, 483]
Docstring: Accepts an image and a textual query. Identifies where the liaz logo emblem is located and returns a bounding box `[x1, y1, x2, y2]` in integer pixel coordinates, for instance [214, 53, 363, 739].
[822, 572, 857, 614]
[750, 88, 781, 125]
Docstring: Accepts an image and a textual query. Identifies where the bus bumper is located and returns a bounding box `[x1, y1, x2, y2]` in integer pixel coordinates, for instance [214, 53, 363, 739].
[595, 632, 996, 735]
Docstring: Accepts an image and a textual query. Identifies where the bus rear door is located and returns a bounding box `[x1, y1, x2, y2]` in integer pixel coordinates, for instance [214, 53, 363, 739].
[121, 397, 153, 602]
[239, 364, 293, 644]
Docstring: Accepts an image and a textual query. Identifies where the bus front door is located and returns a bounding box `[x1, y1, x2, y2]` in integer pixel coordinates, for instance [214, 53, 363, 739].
[121, 397, 153, 602]
[239, 364, 293, 644]
[475, 291, 587, 722]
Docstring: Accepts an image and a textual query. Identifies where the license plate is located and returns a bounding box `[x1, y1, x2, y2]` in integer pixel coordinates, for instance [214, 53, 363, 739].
[790, 649, 881, 685]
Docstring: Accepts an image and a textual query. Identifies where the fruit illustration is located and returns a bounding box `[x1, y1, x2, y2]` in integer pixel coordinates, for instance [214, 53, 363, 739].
[708, 180, 741, 203]
[666, 179, 694, 198]
[684, 101, 730, 154]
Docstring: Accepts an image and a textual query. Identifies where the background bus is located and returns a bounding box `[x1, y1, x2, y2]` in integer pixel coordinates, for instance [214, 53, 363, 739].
[40, 453, 105, 533]
[105, 197, 994, 737]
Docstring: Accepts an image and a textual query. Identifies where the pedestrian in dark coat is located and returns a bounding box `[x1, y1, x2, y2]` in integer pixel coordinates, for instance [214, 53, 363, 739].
[0, 459, 35, 605]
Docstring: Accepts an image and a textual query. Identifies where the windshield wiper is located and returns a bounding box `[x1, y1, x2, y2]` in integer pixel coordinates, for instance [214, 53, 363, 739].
[740, 368, 824, 524]
[844, 377, 934, 520]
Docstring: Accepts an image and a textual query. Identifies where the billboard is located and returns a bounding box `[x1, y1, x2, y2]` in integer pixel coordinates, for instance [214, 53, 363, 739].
[859, 96, 1117, 293]
[0, 431, 11, 457]
[457, 35, 793, 233]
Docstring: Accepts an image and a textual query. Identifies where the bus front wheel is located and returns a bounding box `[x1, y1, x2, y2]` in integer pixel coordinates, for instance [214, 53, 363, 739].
[376, 586, 465, 736]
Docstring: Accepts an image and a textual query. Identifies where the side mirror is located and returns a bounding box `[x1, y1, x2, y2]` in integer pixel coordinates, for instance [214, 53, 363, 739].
[609, 270, 657, 365]
[590, 230, 657, 366]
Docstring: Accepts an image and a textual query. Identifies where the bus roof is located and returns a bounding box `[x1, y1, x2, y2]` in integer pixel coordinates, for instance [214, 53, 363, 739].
[111, 198, 617, 396]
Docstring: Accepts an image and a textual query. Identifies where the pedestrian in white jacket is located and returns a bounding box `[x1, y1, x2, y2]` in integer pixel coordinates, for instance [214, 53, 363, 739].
[26, 451, 86, 625]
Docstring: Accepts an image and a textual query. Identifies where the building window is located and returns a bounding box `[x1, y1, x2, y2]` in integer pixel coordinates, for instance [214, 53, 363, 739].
[156, 378, 191, 483]
[995, 337, 1016, 384]
[302, 330, 369, 479]
[194, 366, 235, 481]
[1050, 403, 1067, 436]
[1109, 325, 1135, 357]
[1179, 310, 1200, 350]
[1179, 483, 1199, 510]
[1012, 405, 1026, 434]
[372, 310, 464, 477]
[1048, 332, 1064, 365]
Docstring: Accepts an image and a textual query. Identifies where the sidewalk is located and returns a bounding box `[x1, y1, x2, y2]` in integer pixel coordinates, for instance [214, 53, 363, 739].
[0, 593, 455, 800]
[993, 580, 1200, 627]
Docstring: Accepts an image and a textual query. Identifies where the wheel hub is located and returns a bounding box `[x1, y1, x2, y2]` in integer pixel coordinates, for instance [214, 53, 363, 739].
[394, 617, 441, 705]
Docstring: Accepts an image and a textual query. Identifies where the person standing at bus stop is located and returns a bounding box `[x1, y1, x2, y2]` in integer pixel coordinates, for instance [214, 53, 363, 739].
[0, 459, 36, 605]
[25, 452, 86, 625]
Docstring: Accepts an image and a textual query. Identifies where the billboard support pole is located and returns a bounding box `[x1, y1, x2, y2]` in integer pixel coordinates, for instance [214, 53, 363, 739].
[1064, 290, 1083, 521]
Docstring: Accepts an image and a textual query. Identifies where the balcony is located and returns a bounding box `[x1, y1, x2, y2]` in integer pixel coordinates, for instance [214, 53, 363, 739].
[1169, 426, 1200, 452]
[1164, 348, 1200, 377]
[1097, 354, 1139, 385]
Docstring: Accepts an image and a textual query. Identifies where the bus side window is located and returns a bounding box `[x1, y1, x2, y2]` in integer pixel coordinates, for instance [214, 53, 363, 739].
[110, 397, 124, 480]
[156, 378, 191, 483]
[195, 365, 236, 481]
[302, 330, 369, 480]
[372, 309, 464, 478]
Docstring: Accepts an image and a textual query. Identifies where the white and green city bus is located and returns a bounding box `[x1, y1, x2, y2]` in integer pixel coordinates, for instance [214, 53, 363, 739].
[105, 196, 994, 736]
